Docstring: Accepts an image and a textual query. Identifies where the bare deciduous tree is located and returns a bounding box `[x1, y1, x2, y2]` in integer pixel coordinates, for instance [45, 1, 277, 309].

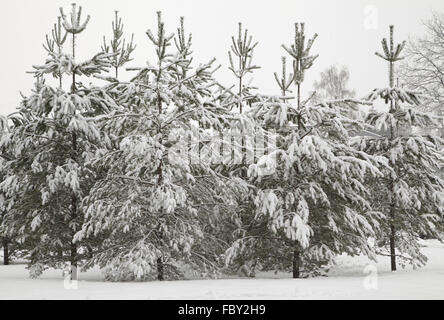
[312, 65, 355, 103]
[400, 12, 444, 121]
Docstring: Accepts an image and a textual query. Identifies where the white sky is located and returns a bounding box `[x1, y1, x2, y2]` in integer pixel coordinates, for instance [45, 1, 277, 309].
[1, 0, 444, 116]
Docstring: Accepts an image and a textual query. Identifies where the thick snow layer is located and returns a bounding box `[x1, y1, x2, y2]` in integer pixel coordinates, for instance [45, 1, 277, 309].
[0, 239, 443, 299]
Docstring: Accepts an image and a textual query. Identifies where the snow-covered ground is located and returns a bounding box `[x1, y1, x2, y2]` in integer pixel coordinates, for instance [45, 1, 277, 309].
[0, 239, 443, 299]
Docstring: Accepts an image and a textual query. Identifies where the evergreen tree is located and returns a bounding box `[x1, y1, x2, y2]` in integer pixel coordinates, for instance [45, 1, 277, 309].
[0, 4, 117, 279]
[356, 25, 444, 270]
[226, 22, 386, 278]
[218, 23, 264, 276]
[75, 12, 249, 281]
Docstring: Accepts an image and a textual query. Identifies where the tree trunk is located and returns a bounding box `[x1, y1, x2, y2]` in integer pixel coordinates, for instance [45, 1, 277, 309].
[388, 180, 397, 272]
[87, 245, 93, 259]
[389, 220, 396, 271]
[70, 242, 78, 280]
[69, 32, 78, 282]
[72, 33, 76, 92]
[57, 247, 63, 260]
[388, 58, 397, 272]
[292, 247, 300, 278]
[157, 257, 164, 281]
[2, 238, 9, 265]
[70, 133, 78, 281]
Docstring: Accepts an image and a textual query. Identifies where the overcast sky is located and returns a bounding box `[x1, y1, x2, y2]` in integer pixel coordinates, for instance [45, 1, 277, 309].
[1, 0, 444, 116]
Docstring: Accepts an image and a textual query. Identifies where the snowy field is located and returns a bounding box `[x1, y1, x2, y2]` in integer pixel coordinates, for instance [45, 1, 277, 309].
[0, 239, 443, 300]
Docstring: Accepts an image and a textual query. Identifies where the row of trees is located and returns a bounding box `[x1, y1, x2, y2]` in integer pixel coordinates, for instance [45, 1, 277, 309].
[0, 4, 443, 280]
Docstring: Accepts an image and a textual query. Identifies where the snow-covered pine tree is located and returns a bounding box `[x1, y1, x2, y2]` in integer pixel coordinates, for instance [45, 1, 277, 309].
[173, 18, 253, 277]
[226, 22, 386, 278]
[0, 4, 117, 279]
[215, 23, 265, 277]
[75, 12, 249, 281]
[355, 25, 444, 271]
